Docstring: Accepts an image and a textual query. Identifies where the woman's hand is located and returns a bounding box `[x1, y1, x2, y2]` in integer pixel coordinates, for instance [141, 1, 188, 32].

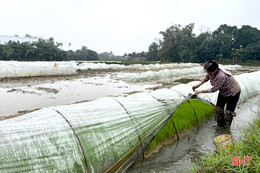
[194, 90, 202, 95]
[192, 83, 201, 91]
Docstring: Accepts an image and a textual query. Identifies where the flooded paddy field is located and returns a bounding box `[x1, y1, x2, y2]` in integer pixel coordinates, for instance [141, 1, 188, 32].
[1, 62, 260, 172]
[0, 70, 154, 119]
[0, 64, 258, 119]
[0, 63, 205, 119]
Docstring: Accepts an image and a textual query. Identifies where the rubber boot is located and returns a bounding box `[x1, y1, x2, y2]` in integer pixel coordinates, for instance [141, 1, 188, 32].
[224, 110, 235, 127]
[215, 106, 225, 127]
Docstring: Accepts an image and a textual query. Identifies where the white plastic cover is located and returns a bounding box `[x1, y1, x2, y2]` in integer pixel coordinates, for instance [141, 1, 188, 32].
[0, 70, 259, 173]
[0, 61, 76, 78]
[0, 61, 242, 79]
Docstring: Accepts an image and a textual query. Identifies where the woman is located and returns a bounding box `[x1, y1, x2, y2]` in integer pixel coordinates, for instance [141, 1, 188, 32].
[193, 60, 241, 127]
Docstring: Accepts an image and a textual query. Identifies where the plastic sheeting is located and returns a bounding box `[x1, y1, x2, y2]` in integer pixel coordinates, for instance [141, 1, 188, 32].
[122, 65, 242, 82]
[0, 93, 179, 172]
[76, 62, 201, 71]
[0, 61, 242, 79]
[0, 61, 76, 78]
[0, 61, 201, 78]
[0, 70, 260, 172]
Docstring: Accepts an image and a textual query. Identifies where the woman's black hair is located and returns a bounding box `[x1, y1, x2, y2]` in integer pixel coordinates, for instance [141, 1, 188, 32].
[204, 60, 219, 72]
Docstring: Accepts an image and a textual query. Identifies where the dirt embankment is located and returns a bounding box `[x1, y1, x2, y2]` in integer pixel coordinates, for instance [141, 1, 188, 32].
[0, 109, 40, 121]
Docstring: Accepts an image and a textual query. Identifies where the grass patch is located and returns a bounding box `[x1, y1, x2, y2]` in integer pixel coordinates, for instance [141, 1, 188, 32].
[148, 99, 215, 150]
[191, 115, 260, 173]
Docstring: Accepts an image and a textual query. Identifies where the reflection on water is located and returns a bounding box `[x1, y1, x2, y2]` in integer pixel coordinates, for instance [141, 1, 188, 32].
[0, 75, 156, 117]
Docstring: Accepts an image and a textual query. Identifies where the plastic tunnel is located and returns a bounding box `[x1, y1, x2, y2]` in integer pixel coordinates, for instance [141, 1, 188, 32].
[0, 61, 203, 78]
[0, 61, 241, 80]
[0, 61, 76, 78]
[122, 65, 242, 82]
[0, 70, 260, 172]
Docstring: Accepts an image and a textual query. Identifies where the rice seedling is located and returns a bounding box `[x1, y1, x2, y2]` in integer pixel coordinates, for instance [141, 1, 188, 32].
[148, 99, 215, 150]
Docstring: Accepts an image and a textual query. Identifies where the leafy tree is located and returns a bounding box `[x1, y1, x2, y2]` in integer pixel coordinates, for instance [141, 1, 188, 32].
[154, 23, 260, 63]
[87, 49, 98, 60]
[194, 32, 215, 62]
[212, 24, 238, 61]
[241, 41, 260, 61]
[136, 51, 146, 57]
[0, 44, 4, 60]
[25, 34, 32, 38]
[158, 23, 196, 62]
[79, 46, 89, 60]
[20, 42, 33, 60]
[147, 42, 159, 61]
[236, 25, 260, 49]
[2, 44, 14, 60]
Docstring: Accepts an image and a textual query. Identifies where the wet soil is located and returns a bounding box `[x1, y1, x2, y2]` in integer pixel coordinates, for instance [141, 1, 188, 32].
[0, 109, 40, 121]
[0, 69, 159, 118]
[7, 88, 37, 94]
[0, 69, 114, 88]
[36, 87, 59, 94]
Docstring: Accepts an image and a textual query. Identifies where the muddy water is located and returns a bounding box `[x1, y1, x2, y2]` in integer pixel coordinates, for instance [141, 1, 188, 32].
[128, 95, 260, 173]
[0, 74, 159, 118]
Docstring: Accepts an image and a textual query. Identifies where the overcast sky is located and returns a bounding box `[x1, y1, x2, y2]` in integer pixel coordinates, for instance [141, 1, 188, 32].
[0, 0, 259, 55]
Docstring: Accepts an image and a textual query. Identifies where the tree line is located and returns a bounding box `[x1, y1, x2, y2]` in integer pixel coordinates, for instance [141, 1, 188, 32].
[1, 23, 260, 63]
[147, 23, 260, 63]
[0, 37, 98, 61]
